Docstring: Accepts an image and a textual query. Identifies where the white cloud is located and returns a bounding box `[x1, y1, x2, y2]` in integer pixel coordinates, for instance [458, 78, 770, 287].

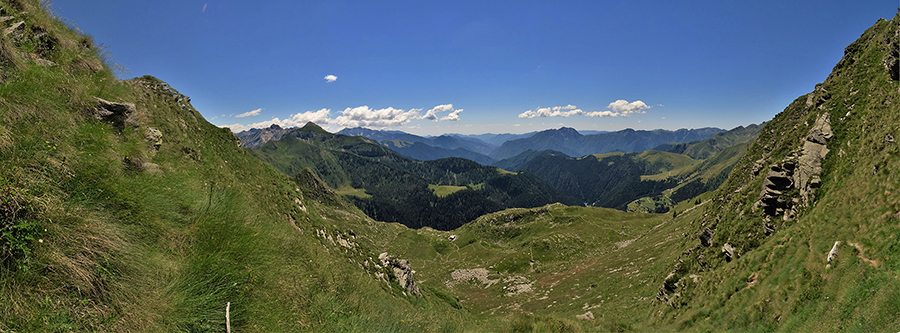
[422, 104, 454, 120]
[518, 100, 652, 119]
[518, 105, 584, 118]
[441, 109, 463, 121]
[607, 100, 650, 115]
[420, 104, 463, 121]
[285, 108, 332, 125]
[235, 108, 262, 118]
[584, 111, 619, 117]
[220, 108, 331, 133]
[324, 75, 337, 83]
[220, 103, 464, 133]
[332, 106, 420, 127]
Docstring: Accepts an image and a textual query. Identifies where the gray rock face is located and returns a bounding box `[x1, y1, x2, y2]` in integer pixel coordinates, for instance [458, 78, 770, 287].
[236, 124, 292, 149]
[756, 112, 832, 221]
[378, 252, 422, 297]
[759, 161, 795, 217]
[795, 113, 832, 207]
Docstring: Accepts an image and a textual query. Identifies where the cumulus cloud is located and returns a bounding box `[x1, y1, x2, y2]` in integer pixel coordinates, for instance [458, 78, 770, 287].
[422, 104, 454, 120]
[332, 106, 420, 127]
[324, 75, 337, 83]
[235, 108, 262, 118]
[441, 109, 463, 121]
[607, 100, 650, 115]
[518, 100, 651, 119]
[421, 104, 463, 121]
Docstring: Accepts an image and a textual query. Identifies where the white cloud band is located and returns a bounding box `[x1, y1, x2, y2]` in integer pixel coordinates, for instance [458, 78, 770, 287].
[235, 108, 262, 118]
[518, 100, 651, 119]
[221, 104, 462, 132]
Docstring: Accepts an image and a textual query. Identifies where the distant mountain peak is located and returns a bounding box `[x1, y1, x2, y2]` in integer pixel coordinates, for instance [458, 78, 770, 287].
[298, 121, 332, 135]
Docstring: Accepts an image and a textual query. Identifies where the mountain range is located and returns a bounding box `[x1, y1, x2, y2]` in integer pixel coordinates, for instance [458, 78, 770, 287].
[248, 123, 576, 230]
[240, 124, 729, 166]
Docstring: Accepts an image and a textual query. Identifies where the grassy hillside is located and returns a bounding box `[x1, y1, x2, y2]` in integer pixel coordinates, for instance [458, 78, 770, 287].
[654, 123, 763, 159]
[518, 150, 704, 210]
[0, 2, 470, 331]
[628, 142, 750, 213]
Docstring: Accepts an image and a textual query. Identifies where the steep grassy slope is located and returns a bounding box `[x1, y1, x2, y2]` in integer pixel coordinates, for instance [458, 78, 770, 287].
[0, 2, 470, 331]
[649, 11, 900, 331]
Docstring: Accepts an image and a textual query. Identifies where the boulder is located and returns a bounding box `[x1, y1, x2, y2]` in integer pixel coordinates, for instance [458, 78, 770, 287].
[698, 228, 714, 247]
[3, 21, 23, 38]
[576, 311, 595, 322]
[827, 241, 841, 263]
[722, 243, 735, 260]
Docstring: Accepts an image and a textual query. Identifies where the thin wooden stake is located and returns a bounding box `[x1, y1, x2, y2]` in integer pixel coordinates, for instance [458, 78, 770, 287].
[226, 302, 231, 333]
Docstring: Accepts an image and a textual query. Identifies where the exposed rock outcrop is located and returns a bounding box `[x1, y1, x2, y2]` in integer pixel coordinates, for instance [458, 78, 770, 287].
[3, 20, 23, 38]
[92, 98, 139, 130]
[378, 252, 422, 297]
[145, 127, 162, 151]
[756, 112, 832, 221]
[795, 113, 832, 207]
[758, 160, 796, 218]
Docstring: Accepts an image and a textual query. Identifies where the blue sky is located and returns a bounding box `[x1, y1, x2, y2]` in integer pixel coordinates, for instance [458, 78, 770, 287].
[48, 1, 898, 135]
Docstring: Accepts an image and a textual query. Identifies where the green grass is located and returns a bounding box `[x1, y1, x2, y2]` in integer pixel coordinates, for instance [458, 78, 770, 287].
[428, 184, 467, 198]
[335, 186, 372, 198]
